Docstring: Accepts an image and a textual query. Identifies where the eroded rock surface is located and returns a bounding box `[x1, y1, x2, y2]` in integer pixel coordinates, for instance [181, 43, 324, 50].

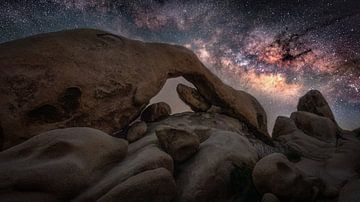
[290, 111, 337, 142]
[123, 112, 273, 201]
[0, 28, 268, 149]
[252, 153, 317, 202]
[0, 30, 358, 202]
[272, 116, 297, 139]
[266, 90, 360, 201]
[0, 128, 128, 201]
[141, 102, 171, 122]
[297, 90, 335, 122]
[126, 121, 147, 143]
[338, 179, 360, 202]
[156, 127, 200, 163]
[261, 193, 281, 202]
[176, 83, 210, 112]
[97, 168, 176, 202]
[174, 130, 258, 202]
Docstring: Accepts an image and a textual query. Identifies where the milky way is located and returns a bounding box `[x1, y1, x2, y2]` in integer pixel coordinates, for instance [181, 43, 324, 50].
[1, 0, 359, 131]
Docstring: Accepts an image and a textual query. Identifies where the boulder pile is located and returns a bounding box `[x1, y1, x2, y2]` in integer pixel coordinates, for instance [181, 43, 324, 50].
[0, 29, 358, 202]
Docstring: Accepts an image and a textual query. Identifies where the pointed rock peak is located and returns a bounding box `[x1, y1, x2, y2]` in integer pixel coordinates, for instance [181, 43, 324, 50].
[297, 90, 335, 122]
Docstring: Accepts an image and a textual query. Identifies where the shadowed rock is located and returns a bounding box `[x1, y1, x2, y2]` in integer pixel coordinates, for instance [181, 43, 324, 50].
[297, 90, 335, 122]
[0, 29, 268, 149]
[338, 179, 360, 202]
[261, 193, 280, 202]
[126, 121, 147, 143]
[176, 83, 211, 112]
[0, 127, 177, 201]
[97, 168, 176, 202]
[290, 111, 337, 143]
[272, 116, 297, 139]
[174, 130, 258, 202]
[270, 103, 360, 200]
[0, 128, 128, 201]
[252, 153, 317, 202]
[353, 127, 360, 138]
[141, 102, 171, 122]
[2, 29, 358, 202]
[156, 127, 200, 163]
[131, 112, 270, 201]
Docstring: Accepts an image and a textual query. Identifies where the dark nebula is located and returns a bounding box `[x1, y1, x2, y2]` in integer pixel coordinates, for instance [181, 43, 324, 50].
[1, 0, 359, 130]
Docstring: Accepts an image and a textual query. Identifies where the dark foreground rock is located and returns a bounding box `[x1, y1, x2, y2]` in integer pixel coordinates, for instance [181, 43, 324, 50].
[125, 112, 267, 202]
[252, 153, 317, 201]
[0, 112, 267, 202]
[0, 128, 128, 201]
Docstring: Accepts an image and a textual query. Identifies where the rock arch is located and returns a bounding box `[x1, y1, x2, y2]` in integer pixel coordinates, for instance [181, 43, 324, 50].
[0, 29, 269, 149]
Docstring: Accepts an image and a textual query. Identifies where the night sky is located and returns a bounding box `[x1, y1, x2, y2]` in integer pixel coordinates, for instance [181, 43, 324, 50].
[1, 0, 359, 131]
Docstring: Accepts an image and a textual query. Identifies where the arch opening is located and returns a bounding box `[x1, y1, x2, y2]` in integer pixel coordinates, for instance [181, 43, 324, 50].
[149, 77, 195, 114]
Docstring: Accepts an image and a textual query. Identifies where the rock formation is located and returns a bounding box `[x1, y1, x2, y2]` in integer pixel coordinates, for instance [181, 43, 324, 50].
[141, 102, 171, 122]
[0, 29, 268, 150]
[252, 153, 317, 201]
[264, 90, 360, 201]
[176, 83, 211, 112]
[297, 90, 336, 122]
[0, 30, 359, 202]
[126, 121, 147, 143]
[156, 127, 200, 163]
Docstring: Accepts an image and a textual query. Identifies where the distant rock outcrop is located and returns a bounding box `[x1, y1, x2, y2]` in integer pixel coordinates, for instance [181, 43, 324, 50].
[266, 90, 360, 201]
[297, 90, 336, 122]
[290, 111, 337, 142]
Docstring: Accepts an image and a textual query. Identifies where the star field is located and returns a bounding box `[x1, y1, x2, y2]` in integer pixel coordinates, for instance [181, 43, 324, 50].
[1, 0, 359, 131]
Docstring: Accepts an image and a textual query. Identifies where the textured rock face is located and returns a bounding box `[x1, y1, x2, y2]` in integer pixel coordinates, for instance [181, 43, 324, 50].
[141, 102, 171, 122]
[97, 168, 176, 202]
[156, 127, 200, 163]
[297, 90, 335, 122]
[266, 90, 360, 201]
[252, 153, 317, 202]
[174, 130, 258, 202]
[126, 121, 147, 143]
[338, 179, 360, 202]
[129, 112, 267, 202]
[176, 83, 210, 112]
[272, 116, 297, 139]
[0, 112, 268, 202]
[0, 30, 358, 202]
[290, 111, 337, 142]
[0, 28, 268, 149]
[0, 127, 177, 201]
[0, 128, 128, 201]
[261, 193, 281, 202]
